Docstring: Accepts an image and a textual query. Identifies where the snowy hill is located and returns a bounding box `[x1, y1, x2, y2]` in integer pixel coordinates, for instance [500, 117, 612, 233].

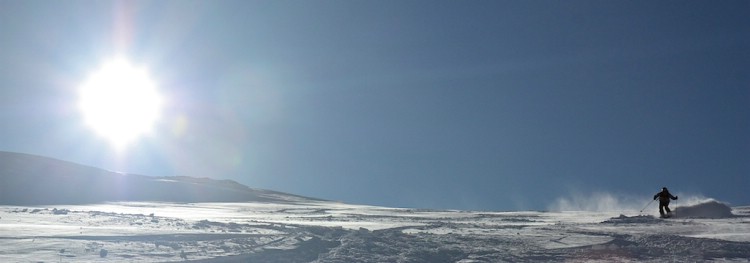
[0, 151, 314, 205]
[1, 152, 749, 262]
[1, 201, 749, 262]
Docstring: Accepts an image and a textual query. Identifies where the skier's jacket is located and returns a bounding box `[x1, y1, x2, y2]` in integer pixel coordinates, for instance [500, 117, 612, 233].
[653, 189, 677, 203]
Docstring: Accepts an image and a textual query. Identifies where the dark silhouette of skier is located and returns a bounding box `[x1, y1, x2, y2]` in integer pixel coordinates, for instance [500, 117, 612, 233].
[653, 187, 678, 217]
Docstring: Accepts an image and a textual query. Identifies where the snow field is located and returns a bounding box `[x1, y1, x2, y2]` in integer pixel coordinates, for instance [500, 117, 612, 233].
[0, 200, 749, 262]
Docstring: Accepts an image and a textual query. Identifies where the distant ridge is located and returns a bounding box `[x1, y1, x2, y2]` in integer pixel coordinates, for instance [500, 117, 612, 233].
[0, 151, 317, 205]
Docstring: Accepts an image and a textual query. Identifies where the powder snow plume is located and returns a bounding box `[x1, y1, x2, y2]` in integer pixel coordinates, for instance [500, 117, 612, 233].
[548, 192, 646, 212]
[547, 191, 733, 215]
[672, 199, 735, 218]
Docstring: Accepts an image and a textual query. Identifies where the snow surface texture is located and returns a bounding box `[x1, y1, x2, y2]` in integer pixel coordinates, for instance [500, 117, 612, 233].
[1, 152, 749, 262]
[1, 200, 749, 262]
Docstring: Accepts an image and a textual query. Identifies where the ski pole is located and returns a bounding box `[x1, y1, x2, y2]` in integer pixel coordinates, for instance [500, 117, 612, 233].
[639, 199, 655, 213]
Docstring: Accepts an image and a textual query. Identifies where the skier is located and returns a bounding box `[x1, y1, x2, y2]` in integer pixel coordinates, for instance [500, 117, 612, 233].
[653, 187, 678, 218]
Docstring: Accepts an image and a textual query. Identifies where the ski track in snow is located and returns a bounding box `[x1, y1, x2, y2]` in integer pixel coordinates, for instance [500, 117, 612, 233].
[1, 201, 749, 262]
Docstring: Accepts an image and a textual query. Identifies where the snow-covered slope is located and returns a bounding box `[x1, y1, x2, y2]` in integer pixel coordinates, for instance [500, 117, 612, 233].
[1, 201, 749, 262]
[0, 151, 314, 205]
[1, 151, 749, 262]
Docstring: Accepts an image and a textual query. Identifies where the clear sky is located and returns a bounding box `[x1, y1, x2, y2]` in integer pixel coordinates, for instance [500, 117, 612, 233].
[0, 1, 747, 211]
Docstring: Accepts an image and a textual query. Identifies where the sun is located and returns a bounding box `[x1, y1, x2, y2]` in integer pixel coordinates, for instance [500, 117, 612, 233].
[78, 57, 162, 149]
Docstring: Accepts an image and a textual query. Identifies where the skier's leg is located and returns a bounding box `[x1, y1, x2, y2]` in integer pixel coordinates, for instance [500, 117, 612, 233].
[665, 204, 671, 214]
[658, 203, 665, 216]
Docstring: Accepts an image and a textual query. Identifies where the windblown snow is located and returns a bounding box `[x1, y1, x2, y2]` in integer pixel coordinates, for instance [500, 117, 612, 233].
[672, 200, 735, 219]
[1, 152, 749, 262]
[1, 200, 749, 262]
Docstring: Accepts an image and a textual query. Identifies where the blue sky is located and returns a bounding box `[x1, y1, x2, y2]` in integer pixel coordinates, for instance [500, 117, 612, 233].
[0, 1, 747, 210]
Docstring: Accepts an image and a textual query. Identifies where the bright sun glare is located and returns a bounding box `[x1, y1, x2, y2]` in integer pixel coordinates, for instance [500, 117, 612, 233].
[79, 58, 162, 149]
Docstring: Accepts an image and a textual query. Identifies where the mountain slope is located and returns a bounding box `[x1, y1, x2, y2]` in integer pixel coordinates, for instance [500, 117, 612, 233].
[0, 151, 314, 205]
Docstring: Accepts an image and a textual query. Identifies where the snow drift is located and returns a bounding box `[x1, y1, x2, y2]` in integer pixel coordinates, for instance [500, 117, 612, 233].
[3, 202, 749, 262]
[603, 200, 736, 223]
[602, 214, 663, 224]
[672, 200, 734, 219]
